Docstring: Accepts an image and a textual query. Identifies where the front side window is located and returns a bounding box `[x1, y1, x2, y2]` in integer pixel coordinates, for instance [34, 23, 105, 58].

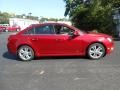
[54, 25, 74, 35]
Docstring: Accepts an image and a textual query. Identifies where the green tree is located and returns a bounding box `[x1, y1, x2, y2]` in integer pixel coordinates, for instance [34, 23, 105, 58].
[64, 0, 120, 35]
[0, 12, 12, 24]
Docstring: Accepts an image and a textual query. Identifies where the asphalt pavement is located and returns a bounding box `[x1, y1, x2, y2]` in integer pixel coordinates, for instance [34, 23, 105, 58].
[0, 32, 120, 90]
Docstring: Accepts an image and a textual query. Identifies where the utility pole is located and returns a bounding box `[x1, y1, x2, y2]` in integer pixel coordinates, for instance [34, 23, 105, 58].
[28, 12, 32, 19]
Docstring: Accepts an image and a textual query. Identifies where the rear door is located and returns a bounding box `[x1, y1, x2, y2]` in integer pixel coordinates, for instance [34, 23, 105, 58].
[34, 25, 58, 54]
[25, 25, 59, 55]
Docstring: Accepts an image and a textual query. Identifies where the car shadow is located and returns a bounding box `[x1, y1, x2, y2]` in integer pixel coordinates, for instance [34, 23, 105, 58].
[3, 51, 89, 61]
[3, 52, 18, 61]
[36, 56, 88, 61]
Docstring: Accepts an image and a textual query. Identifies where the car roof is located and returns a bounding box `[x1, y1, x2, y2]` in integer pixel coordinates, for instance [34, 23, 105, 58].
[17, 23, 74, 35]
[31, 23, 68, 27]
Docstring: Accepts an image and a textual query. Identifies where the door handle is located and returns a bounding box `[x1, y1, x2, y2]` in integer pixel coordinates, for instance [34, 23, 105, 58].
[56, 39, 61, 42]
[31, 38, 38, 41]
[56, 38, 65, 41]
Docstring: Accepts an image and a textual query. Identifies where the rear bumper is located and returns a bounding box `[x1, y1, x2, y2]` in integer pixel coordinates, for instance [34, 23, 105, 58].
[7, 42, 17, 55]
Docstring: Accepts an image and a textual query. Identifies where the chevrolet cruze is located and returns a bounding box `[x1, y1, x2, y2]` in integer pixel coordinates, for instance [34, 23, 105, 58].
[7, 23, 114, 61]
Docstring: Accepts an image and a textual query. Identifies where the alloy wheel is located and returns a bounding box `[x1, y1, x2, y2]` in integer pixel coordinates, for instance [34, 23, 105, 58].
[88, 43, 105, 59]
[18, 46, 34, 61]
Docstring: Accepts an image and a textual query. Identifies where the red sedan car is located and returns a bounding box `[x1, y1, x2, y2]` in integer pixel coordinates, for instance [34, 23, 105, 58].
[7, 23, 114, 61]
[5, 26, 21, 32]
[0, 26, 6, 32]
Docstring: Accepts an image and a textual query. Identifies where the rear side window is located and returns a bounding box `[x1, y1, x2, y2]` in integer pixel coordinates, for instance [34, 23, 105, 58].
[35, 25, 54, 34]
[24, 28, 35, 34]
[24, 25, 54, 35]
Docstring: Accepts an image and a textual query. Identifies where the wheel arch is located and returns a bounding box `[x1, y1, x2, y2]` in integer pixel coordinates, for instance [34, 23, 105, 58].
[86, 41, 107, 56]
[17, 44, 36, 56]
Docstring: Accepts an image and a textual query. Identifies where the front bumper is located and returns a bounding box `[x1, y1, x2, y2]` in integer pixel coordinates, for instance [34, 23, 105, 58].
[106, 42, 114, 54]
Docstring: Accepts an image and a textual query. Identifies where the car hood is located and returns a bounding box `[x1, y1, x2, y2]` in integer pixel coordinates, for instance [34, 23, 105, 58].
[84, 33, 111, 38]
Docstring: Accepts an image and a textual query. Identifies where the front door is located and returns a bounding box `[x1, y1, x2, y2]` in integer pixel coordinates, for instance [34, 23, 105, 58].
[54, 25, 83, 55]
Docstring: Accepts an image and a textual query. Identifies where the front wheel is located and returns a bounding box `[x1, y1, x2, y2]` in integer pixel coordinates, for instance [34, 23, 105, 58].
[17, 45, 34, 61]
[87, 43, 105, 60]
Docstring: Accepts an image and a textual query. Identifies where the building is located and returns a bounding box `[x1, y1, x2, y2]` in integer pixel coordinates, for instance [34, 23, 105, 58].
[9, 18, 39, 30]
[57, 21, 72, 25]
[44, 21, 72, 26]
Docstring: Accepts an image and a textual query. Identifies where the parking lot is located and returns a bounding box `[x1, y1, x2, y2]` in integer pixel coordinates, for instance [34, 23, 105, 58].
[0, 32, 120, 90]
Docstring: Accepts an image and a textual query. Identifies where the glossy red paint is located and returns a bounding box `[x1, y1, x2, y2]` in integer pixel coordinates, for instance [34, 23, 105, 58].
[7, 23, 114, 59]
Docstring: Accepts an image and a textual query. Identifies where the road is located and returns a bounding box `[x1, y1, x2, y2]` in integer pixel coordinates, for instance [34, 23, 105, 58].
[0, 32, 120, 90]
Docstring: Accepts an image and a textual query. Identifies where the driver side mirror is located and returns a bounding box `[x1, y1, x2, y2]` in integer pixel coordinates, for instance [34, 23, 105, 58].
[69, 31, 79, 39]
[73, 31, 79, 36]
[69, 30, 79, 39]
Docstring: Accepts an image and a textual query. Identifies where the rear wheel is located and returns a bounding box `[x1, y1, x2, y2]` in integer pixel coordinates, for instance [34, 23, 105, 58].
[16, 29, 20, 32]
[87, 43, 105, 60]
[5, 30, 8, 32]
[18, 45, 34, 61]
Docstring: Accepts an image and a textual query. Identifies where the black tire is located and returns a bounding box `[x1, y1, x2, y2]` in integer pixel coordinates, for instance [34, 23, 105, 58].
[17, 45, 34, 61]
[87, 43, 105, 60]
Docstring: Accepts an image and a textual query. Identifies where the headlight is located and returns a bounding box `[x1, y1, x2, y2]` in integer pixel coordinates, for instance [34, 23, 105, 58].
[107, 38, 112, 42]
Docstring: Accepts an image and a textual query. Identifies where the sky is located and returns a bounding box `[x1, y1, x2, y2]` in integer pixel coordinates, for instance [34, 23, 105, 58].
[0, 0, 66, 18]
